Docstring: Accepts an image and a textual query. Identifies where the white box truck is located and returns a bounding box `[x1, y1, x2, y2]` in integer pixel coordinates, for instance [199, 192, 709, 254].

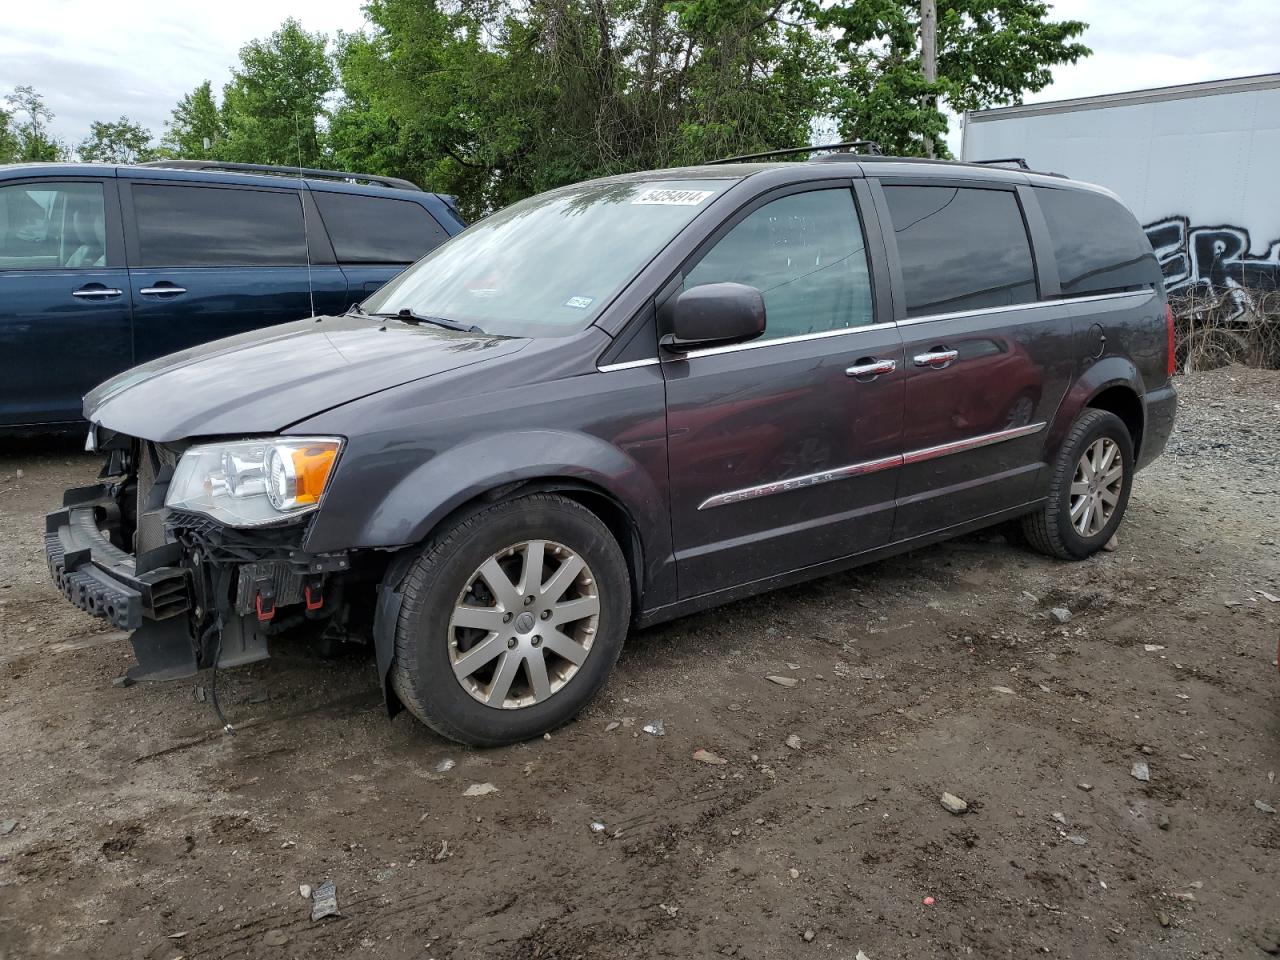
[962, 73, 1280, 315]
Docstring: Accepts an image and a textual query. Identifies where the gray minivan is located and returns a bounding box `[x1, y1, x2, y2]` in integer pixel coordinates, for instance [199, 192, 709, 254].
[46, 149, 1176, 745]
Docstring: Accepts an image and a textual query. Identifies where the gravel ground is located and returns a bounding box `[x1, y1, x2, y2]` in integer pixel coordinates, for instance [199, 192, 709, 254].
[1, 366, 1278, 960]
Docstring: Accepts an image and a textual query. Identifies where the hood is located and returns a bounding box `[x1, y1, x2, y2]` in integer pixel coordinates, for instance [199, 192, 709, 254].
[86, 314, 528, 442]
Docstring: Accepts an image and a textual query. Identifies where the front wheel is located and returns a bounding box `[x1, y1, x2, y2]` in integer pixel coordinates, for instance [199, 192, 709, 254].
[1022, 409, 1134, 560]
[389, 493, 630, 746]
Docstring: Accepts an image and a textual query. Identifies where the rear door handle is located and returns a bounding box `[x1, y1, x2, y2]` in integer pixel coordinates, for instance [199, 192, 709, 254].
[139, 284, 187, 296]
[846, 358, 897, 379]
[72, 285, 123, 299]
[913, 349, 958, 369]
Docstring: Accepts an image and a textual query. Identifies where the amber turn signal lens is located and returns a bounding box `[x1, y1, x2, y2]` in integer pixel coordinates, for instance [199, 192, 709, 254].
[290, 443, 339, 505]
[266, 438, 343, 512]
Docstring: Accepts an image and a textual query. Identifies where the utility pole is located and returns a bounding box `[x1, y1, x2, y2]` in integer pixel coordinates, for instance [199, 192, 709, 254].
[921, 0, 937, 158]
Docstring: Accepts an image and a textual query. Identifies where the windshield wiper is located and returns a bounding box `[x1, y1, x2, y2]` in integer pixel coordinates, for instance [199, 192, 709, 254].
[375, 308, 484, 334]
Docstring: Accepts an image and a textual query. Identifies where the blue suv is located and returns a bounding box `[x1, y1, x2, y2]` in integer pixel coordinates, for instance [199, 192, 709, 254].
[0, 160, 465, 432]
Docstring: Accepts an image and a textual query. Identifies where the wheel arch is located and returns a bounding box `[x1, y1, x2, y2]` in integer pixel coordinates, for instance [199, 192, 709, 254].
[1045, 357, 1147, 464]
[1085, 384, 1144, 456]
[364, 435, 666, 714]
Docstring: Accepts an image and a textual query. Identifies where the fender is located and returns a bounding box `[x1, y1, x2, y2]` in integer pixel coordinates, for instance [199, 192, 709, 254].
[336, 429, 672, 712]
[1042, 355, 1144, 460]
[304, 426, 673, 584]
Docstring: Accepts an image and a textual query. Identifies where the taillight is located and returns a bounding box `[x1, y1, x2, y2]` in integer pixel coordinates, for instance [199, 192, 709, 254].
[1165, 304, 1176, 377]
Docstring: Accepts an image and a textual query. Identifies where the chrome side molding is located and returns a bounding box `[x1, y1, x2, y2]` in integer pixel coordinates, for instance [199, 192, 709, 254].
[698, 421, 1046, 510]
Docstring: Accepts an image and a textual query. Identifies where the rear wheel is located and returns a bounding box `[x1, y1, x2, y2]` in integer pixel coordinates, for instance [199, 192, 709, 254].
[390, 493, 630, 746]
[1022, 408, 1134, 560]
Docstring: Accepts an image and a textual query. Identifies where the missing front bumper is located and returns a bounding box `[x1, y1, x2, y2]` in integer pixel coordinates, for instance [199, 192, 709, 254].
[45, 482, 345, 684]
[45, 489, 190, 631]
[46, 487, 200, 681]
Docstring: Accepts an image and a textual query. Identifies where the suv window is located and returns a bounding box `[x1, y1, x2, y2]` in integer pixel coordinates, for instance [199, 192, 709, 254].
[132, 184, 307, 267]
[883, 185, 1037, 317]
[1034, 187, 1161, 296]
[684, 189, 874, 341]
[0, 181, 106, 270]
[314, 193, 448, 264]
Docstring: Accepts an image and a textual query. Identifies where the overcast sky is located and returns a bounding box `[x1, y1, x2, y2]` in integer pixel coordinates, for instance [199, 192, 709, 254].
[2, 0, 1278, 156]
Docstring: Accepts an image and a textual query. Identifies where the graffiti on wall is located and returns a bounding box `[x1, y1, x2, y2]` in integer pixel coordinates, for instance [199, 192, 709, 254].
[1145, 216, 1280, 317]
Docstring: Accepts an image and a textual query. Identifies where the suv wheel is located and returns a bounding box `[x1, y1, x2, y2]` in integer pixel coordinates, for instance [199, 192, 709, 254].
[390, 493, 630, 746]
[1022, 409, 1134, 560]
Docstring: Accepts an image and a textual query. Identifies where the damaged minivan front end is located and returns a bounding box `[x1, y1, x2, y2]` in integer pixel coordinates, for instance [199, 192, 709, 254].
[46, 426, 365, 684]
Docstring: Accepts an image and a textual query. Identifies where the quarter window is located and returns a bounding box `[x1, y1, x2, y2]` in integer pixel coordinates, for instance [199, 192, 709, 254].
[0, 181, 107, 269]
[684, 189, 875, 341]
[1034, 187, 1161, 295]
[131, 184, 307, 267]
[313, 192, 449, 264]
[883, 185, 1037, 317]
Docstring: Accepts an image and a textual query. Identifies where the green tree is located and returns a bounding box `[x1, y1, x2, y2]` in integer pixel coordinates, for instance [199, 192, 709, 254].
[5, 85, 66, 161]
[0, 106, 19, 164]
[220, 18, 335, 166]
[327, 31, 416, 184]
[162, 81, 224, 159]
[815, 0, 1090, 157]
[333, 0, 835, 216]
[77, 116, 157, 163]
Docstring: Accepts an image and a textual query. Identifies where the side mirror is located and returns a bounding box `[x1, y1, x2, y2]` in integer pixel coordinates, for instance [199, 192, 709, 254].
[661, 282, 766, 351]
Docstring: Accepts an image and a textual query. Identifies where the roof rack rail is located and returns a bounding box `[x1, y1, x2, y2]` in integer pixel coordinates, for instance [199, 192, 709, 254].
[706, 140, 884, 165]
[135, 160, 422, 192]
[970, 157, 1031, 170]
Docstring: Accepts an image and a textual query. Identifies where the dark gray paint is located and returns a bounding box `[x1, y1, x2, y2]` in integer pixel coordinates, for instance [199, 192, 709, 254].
[84, 157, 1178, 631]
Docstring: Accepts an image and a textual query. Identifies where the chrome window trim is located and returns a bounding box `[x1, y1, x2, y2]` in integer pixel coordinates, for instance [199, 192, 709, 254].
[601, 290, 1154, 368]
[698, 421, 1046, 510]
[671, 320, 900, 360]
[597, 357, 661, 373]
[898, 289, 1154, 327]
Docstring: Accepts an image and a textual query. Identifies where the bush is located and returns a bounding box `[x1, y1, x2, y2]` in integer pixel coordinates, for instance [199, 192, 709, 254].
[1171, 286, 1280, 372]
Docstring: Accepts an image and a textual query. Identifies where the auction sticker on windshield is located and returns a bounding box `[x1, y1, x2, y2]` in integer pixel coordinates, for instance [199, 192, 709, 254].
[631, 189, 714, 206]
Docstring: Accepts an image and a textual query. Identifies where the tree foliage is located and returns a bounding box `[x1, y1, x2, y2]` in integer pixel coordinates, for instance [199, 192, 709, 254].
[162, 81, 224, 159]
[8, 2, 1091, 209]
[4, 86, 66, 162]
[814, 0, 1089, 157]
[0, 107, 18, 164]
[77, 116, 157, 163]
[219, 18, 335, 167]
[329, 0, 834, 215]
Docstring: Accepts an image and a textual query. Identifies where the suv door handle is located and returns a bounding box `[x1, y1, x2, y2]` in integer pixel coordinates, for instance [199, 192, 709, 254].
[913, 349, 958, 369]
[846, 358, 897, 379]
[139, 284, 187, 296]
[72, 285, 123, 299]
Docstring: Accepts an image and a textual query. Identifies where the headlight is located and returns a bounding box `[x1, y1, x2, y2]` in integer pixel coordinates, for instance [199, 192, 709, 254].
[166, 437, 343, 527]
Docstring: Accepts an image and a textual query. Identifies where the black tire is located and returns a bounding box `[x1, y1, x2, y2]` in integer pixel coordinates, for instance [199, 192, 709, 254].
[1022, 409, 1134, 560]
[389, 493, 630, 746]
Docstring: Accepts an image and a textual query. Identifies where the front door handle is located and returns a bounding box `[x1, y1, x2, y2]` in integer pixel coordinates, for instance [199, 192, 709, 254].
[846, 358, 897, 379]
[72, 285, 123, 299]
[139, 284, 187, 296]
[913, 349, 959, 369]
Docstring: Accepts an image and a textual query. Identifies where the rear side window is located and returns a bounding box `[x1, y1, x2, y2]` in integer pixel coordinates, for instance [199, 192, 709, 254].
[684, 188, 875, 341]
[0, 181, 106, 269]
[314, 192, 449, 264]
[1034, 187, 1161, 295]
[883, 185, 1037, 317]
[131, 184, 307, 267]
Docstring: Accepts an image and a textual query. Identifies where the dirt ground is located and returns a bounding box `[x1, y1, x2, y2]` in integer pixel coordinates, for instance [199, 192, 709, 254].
[1, 366, 1278, 960]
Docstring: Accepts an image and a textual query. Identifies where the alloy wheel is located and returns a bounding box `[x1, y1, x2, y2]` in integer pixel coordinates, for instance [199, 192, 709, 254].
[1069, 437, 1123, 537]
[448, 540, 600, 709]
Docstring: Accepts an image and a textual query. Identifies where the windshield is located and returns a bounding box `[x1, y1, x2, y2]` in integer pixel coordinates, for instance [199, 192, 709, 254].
[361, 178, 735, 337]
